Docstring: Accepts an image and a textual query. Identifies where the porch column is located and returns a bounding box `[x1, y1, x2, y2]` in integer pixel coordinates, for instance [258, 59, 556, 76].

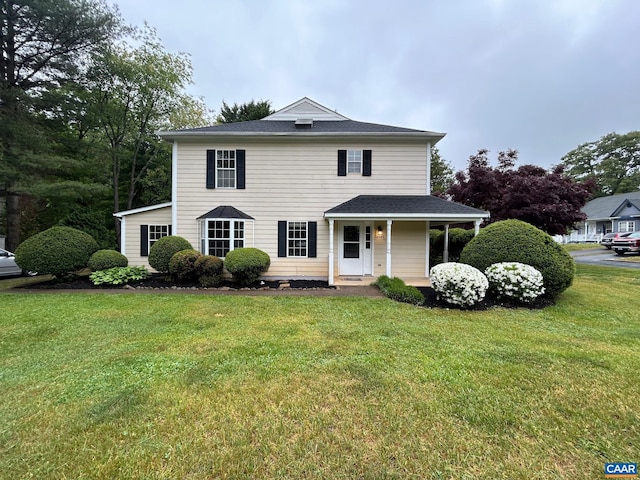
[328, 219, 335, 286]
[386, 220, 392, 277]
[474, 219, 481, 235]
[425, 221, 431, 277]
[443, 224, 450, 263]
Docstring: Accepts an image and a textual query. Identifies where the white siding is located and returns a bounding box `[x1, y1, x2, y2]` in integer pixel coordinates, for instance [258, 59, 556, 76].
[121, 206, 172, 268]
[172, 137, 429, 279]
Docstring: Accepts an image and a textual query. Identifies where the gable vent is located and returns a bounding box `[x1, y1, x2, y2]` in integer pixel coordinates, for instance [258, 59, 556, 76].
[295, 118, 313, 129]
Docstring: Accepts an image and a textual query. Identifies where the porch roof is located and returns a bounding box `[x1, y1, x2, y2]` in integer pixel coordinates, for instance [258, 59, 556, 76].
[324, 195, 488, 222]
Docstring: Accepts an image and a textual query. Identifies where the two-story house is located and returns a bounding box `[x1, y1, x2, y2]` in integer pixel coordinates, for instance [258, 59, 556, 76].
[114, 97, 488, 285]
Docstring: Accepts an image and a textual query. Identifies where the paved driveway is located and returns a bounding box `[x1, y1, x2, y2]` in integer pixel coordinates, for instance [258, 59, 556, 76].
[570, 248, 640, 269]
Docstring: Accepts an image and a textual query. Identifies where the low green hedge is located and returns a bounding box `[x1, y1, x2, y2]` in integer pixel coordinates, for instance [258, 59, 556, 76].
[374, 275, 425, 305]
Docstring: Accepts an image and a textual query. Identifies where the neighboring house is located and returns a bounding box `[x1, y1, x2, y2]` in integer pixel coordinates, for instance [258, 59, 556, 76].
[114, 97, 488, 285]
[568, 192, 640, 242]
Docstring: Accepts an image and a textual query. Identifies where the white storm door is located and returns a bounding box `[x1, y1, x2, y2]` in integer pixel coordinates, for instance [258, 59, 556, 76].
[340, 223, 364, 275]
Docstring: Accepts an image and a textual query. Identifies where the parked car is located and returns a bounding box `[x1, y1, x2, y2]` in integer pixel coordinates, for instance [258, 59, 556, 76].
[601, 232, 630, 249]
[0, 248, 37, 277]
[611, 231, 640, 256]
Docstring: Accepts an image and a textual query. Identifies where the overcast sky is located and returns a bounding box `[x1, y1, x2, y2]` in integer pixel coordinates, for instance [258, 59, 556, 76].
[112, 0, 639, 171]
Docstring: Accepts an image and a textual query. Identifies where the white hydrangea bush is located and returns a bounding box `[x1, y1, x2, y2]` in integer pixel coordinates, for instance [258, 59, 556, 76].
[429, 262, 489, 307]
[484, 262, 545, 303]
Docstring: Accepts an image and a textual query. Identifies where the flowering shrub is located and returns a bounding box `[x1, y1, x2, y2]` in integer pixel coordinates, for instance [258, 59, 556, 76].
[429, 262, 488, 307]
[484, 262, 545, 303]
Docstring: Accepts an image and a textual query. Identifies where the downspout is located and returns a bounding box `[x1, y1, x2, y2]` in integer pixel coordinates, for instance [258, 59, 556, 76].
[426, 142, 432, 196]
[171, 141, 178, 233]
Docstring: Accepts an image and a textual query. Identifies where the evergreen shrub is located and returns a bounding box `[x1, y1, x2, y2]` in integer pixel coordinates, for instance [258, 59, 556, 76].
[14, 226, 99, 278]
[88, 249, 128, 271]
[223, 248, 270, 285]
[459, 219, 574, 298]
[148, 236, 193, 273]
[194, 255, 224, 287]
[169, 249, 202, 281]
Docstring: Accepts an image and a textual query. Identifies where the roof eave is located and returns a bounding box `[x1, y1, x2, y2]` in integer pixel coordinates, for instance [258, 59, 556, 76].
[324, 212, 488, 221]
[159, 130, 446, 142]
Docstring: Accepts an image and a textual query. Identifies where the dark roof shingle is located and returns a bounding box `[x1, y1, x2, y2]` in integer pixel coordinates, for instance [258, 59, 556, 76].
[325, 195, 487, 216]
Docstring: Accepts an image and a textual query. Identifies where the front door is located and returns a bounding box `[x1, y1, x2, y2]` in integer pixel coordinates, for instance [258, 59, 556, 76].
[340, 223, 364, 276]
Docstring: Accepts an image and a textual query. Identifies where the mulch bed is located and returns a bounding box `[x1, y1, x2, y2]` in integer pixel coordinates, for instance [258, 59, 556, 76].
[21, 274, 555, 309]
[416, 286, 555, 310]
[20, 274, 334, 291]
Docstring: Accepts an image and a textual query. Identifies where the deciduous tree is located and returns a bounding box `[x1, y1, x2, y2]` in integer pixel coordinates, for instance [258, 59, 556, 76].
[560, 131, 640, 196]
[448, 149, 595, 235]
[430, 147, 454, 196]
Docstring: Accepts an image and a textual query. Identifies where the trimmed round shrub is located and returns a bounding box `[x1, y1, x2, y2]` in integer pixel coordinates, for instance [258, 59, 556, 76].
[224, 248, 270, 286]
[194, 255, 224, 287]
[169, 249, 202, 281]
[14, 226, 99, 278]
[430, 262, 488, 308]
[88, 249, 128, 271]
[148, 236, 193, 273]
[459, 220, 574, 298]
[485, 262, 545, 303]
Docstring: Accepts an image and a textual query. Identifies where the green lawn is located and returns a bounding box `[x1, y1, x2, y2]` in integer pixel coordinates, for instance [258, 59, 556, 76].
[1, 265, 639, 479]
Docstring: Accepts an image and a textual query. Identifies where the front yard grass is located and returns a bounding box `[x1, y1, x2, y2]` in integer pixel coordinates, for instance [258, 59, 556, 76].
[1, 264, 639, 479]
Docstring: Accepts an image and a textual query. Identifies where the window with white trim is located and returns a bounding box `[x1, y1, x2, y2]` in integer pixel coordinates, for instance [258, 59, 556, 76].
[618, 221, 635, 233]
[200, 219, 245, 257]
[149, 225, 169, 252]
[216, 150, 236, 188]
[347, 150, 362, 174]
[288, 221, 307, 257]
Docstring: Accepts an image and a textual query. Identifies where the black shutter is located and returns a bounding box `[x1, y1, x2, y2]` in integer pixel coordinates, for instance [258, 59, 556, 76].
[363, 150, 372, 176]
[236, 149, 246, 189]
[140, 225, 149, 256]
[337, 150, 347, 176]
[168, 225, 172, 235]
[206, 150, 216, 189]
[278, 221, 287, 257]
[308, 221, 317, 258]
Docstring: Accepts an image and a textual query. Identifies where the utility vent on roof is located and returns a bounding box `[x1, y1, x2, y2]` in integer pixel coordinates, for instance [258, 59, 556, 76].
[295, 118, 313, 128]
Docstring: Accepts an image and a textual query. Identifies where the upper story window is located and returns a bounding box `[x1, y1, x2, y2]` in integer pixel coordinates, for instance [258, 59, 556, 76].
[216, 150, 236, 188]
[337, 149, 372, 176]
[618, 221, 635, 233]
[347, 150, 362, 174]
[206, 149, 245, 190]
